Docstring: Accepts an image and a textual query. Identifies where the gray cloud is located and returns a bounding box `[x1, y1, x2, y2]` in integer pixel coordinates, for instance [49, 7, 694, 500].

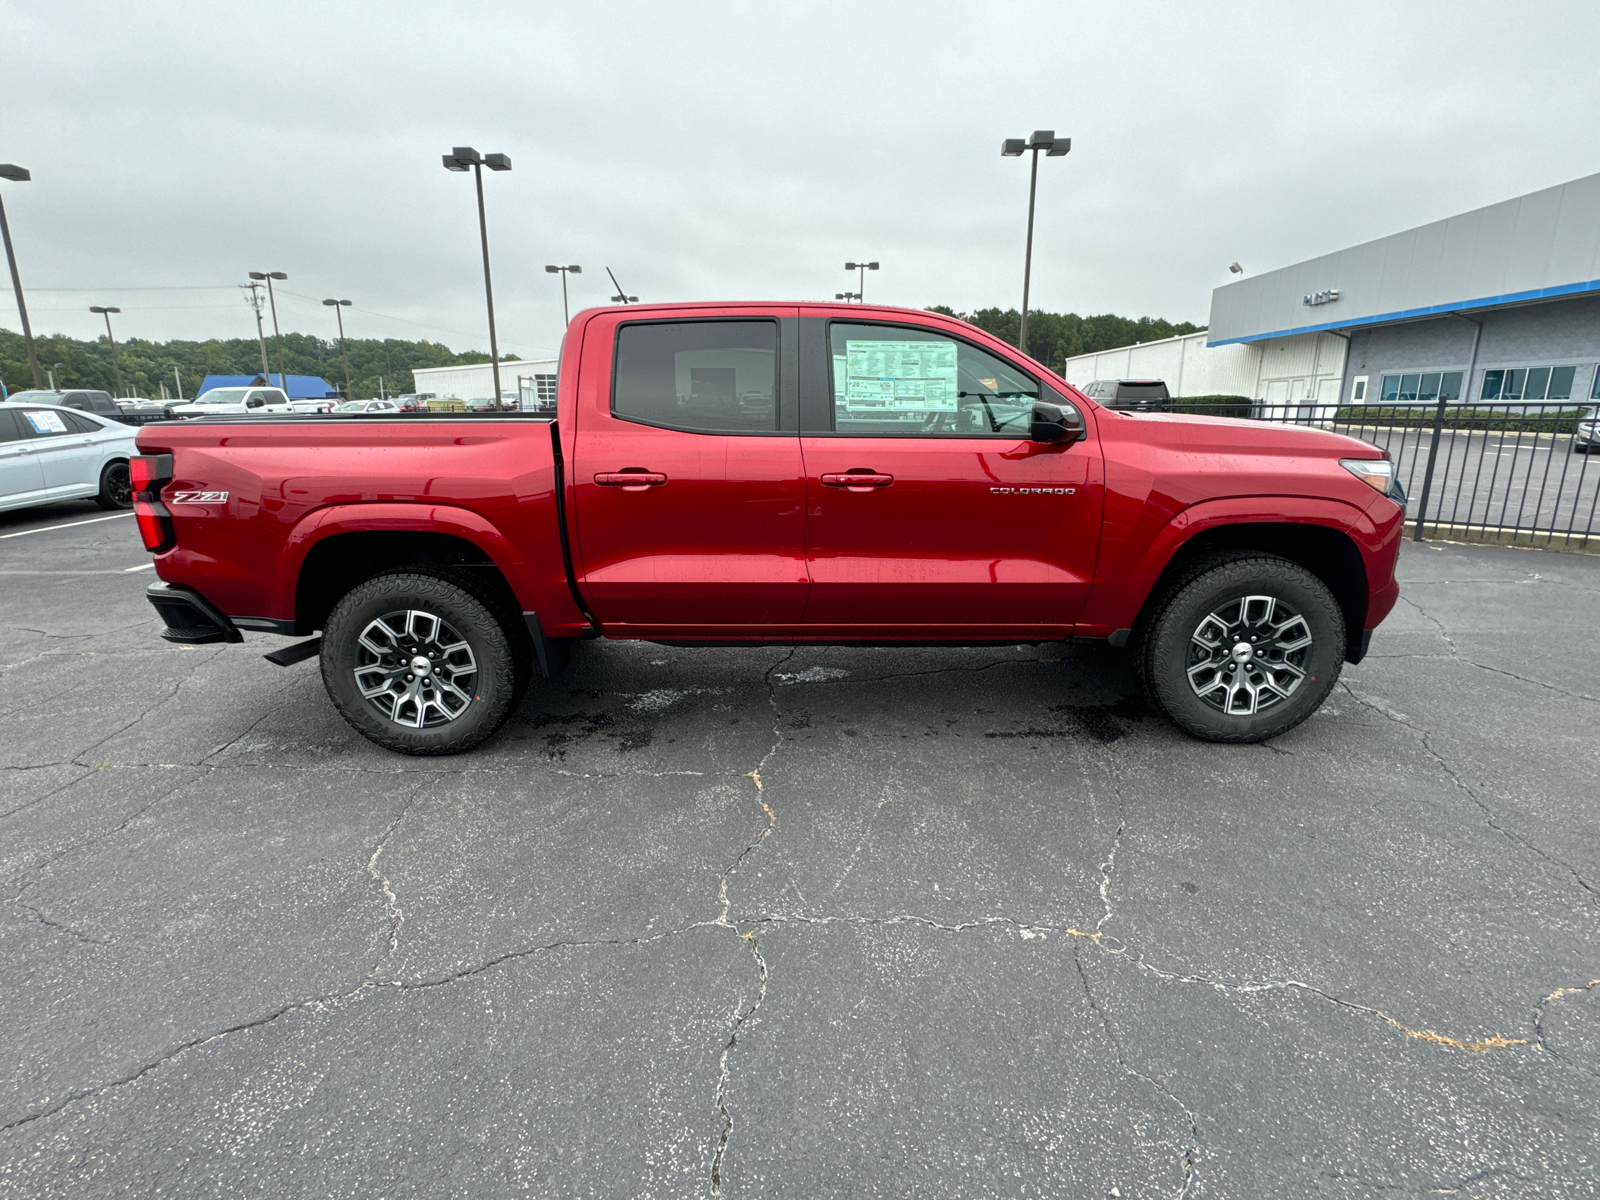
[3, 0, 1597, 354]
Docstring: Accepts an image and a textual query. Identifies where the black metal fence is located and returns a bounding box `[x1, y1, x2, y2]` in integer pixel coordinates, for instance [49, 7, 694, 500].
[1157, 399, 1600, 551]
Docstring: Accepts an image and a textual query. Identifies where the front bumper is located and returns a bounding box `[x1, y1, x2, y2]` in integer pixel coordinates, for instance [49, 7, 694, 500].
[146, 582, 243, 645]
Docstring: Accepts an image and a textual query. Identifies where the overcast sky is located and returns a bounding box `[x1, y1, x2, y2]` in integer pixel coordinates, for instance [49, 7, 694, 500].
[3, 0, 1598, 360]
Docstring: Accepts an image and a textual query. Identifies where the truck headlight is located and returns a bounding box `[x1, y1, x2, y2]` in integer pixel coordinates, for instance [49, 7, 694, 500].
[1340, 458, 1395, 494]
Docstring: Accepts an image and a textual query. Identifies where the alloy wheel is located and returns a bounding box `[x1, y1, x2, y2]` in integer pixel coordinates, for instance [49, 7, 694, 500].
[353, 609, 478, 727]
[1185, 594, 1313, 716]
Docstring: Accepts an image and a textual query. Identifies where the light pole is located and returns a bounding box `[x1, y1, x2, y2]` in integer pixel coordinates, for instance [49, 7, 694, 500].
[605, 266, 636, 304]
[844, 261, 878, 303]
[241, 282, 271, 380]
[835, 292, 861, 302]
[0, 163, 43, 388]
[171, 363, 184, 401]
[1001, 129, 1070, 355]
[248, 270, 288, 390]
[545, 264, 582, 326]
[1228, 262, 1244, 278]
[444, 147, 512, 405]
[322, 298, 353, 396]
[89, 305, 124, 396]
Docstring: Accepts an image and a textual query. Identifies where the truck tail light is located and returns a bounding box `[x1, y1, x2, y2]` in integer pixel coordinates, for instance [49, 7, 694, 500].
[130, 453, 175, 553]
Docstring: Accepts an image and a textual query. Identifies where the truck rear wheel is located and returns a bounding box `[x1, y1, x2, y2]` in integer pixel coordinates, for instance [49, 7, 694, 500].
[1138, 554, 1345, 743]
[321, 571, 525, 755]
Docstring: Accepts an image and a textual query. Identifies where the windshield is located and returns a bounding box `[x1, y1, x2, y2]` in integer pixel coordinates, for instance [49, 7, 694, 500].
[192, 388, 251, 405]
[335, 401, 366, 411]
[2, 390, 64, 404]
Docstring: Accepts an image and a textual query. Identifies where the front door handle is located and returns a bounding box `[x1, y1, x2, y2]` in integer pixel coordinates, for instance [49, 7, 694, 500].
[594, 471, 668, 490]
[820, 472, 893, 490]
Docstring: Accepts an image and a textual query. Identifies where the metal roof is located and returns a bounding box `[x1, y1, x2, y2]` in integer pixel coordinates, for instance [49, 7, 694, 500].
[1207, 171, 1600, 345]
[198, 373, 339, 399]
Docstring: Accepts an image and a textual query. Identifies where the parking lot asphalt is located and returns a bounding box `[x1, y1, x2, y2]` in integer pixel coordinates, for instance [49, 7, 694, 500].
[1, 499, 1597, 1199]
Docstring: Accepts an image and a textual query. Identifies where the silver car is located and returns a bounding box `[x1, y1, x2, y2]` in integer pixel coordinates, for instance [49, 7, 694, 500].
[1575, 406, 1599, 453]
[0, 402, 139, 512]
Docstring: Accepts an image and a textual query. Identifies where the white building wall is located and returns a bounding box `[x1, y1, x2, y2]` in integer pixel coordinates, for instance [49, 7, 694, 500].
[411, 359, 558, 401]
[1062, 328, 1347, 407]
[1062, 330, 1259, 397]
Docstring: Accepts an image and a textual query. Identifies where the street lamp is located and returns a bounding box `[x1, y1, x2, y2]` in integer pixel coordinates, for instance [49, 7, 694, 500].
[248, 270, 288, 391]
[89, 305, 124, 396]
[1001, 129, 1070, 354]
[545, 264, 582, 325]
[1228, 262, 1245, 277]
[605, 266, 636, 304]
[323, 299, 353, 396]
[844, 261, 878, 303]
[835, 292, 861, 302]
[444, 146, 513, 405]
[0, 163, 43, 388]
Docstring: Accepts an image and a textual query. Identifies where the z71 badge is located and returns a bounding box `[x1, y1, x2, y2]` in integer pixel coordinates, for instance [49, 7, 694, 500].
[990, 486, 1075, 495]
[169, 491, 229, 504]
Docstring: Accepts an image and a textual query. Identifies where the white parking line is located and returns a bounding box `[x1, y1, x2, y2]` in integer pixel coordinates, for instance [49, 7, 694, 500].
[123, 562, 156, 572]
[0, 512, 136, 539]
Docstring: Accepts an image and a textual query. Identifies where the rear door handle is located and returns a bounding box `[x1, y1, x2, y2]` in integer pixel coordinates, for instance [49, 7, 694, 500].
[594, 471, 668, 489]
[820, 472, 893, 489]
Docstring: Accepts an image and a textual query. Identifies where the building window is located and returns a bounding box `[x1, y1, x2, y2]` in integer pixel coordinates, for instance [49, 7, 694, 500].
[1481, 365, 1577, 401]
[1378, 371, 1462, 406]
[1351, 376, 1368, 402]
[535, 374, 557, 404]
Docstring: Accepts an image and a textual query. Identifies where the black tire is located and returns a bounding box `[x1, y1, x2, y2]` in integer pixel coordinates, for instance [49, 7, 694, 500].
[94, 459, 133, 509]
[320, 571, 527, 755]
[1137, 554, 1345, 743]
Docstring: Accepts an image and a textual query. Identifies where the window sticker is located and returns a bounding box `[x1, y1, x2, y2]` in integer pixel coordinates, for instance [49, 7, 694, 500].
[24, 410, 68, 434]
[843, 339, 959, 414]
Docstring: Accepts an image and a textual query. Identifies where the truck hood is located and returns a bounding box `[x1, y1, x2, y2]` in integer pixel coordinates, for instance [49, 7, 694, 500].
[1102, 409, 1384, 458]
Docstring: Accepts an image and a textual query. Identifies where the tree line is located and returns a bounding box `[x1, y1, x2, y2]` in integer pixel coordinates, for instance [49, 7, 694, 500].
[0, 328, 512, 400]
[2, 304, 1204, 400]
[926, 306, 1203, 370]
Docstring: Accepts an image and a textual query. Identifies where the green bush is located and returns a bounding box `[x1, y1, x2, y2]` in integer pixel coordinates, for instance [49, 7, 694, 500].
[1334, 406, 1587, 433]
[1169, 395, 1254, 416]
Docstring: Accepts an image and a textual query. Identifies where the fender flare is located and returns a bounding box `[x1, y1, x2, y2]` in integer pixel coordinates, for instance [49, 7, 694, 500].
[278, 502, 532, 618]
[1078, 494, 1372, 638]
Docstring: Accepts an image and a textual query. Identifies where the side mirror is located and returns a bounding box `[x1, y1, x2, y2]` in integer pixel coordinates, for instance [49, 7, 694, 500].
[246, 397, 264, 408]
[1030, 399, 1085, 443]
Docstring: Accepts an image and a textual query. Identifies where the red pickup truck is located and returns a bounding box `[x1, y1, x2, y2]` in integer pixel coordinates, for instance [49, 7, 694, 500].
[131, 302, 1403, 754]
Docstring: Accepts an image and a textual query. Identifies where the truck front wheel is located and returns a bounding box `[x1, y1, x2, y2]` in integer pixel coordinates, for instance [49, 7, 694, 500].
[1139, 554, 1346, 744]
[321, 571, 524, 755]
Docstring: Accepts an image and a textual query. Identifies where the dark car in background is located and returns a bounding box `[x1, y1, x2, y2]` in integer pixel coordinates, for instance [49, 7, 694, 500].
[1081, 379, 1171, 410]
[3, 389, 173, 426]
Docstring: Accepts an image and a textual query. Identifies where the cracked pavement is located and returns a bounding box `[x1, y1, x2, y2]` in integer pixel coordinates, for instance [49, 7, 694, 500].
[1, 500, 1597, 1197]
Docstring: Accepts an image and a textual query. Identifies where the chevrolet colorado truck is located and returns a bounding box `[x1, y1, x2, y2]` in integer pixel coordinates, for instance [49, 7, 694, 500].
[131, 302, 1404, 754]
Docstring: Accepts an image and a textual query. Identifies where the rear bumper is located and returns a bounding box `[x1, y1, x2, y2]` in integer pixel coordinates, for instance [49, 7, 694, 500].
[146, 582, 243, 645]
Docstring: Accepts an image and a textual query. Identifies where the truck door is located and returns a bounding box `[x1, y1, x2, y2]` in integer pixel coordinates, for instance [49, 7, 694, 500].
[571, 309, 807, 631]
[797, 315, 1103, 634]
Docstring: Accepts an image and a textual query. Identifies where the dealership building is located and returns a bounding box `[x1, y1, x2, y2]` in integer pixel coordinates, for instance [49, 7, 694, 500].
[1064, 170, 1600, 410]
[410, 359, 558, 406]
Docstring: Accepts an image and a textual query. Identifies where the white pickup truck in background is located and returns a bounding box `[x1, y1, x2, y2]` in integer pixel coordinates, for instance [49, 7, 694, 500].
[168, 386, 335, 418]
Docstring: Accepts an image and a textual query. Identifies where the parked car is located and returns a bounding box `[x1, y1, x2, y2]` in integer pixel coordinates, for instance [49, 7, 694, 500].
[291, 398, 339, 414]
[333, 399, 402, 414]
[1574, 406, 1599, 452]
[462, 396, 499, 411]
[1, 402, 137, 512]
[168, 386, 293, 419]
[4, 388, 171, 426]
[132, 301, 1403, 754]
[1081, 379, 1171, 410]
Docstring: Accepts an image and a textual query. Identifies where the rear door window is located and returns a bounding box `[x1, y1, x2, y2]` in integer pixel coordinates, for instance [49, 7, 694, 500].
[18, 409, 73, 437]
[0, 409, 24, 442]
[613, 320, 779, 433]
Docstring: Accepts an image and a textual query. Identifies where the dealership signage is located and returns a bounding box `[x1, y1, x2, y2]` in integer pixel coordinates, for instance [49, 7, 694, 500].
[1302, 289, 1340, 307]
